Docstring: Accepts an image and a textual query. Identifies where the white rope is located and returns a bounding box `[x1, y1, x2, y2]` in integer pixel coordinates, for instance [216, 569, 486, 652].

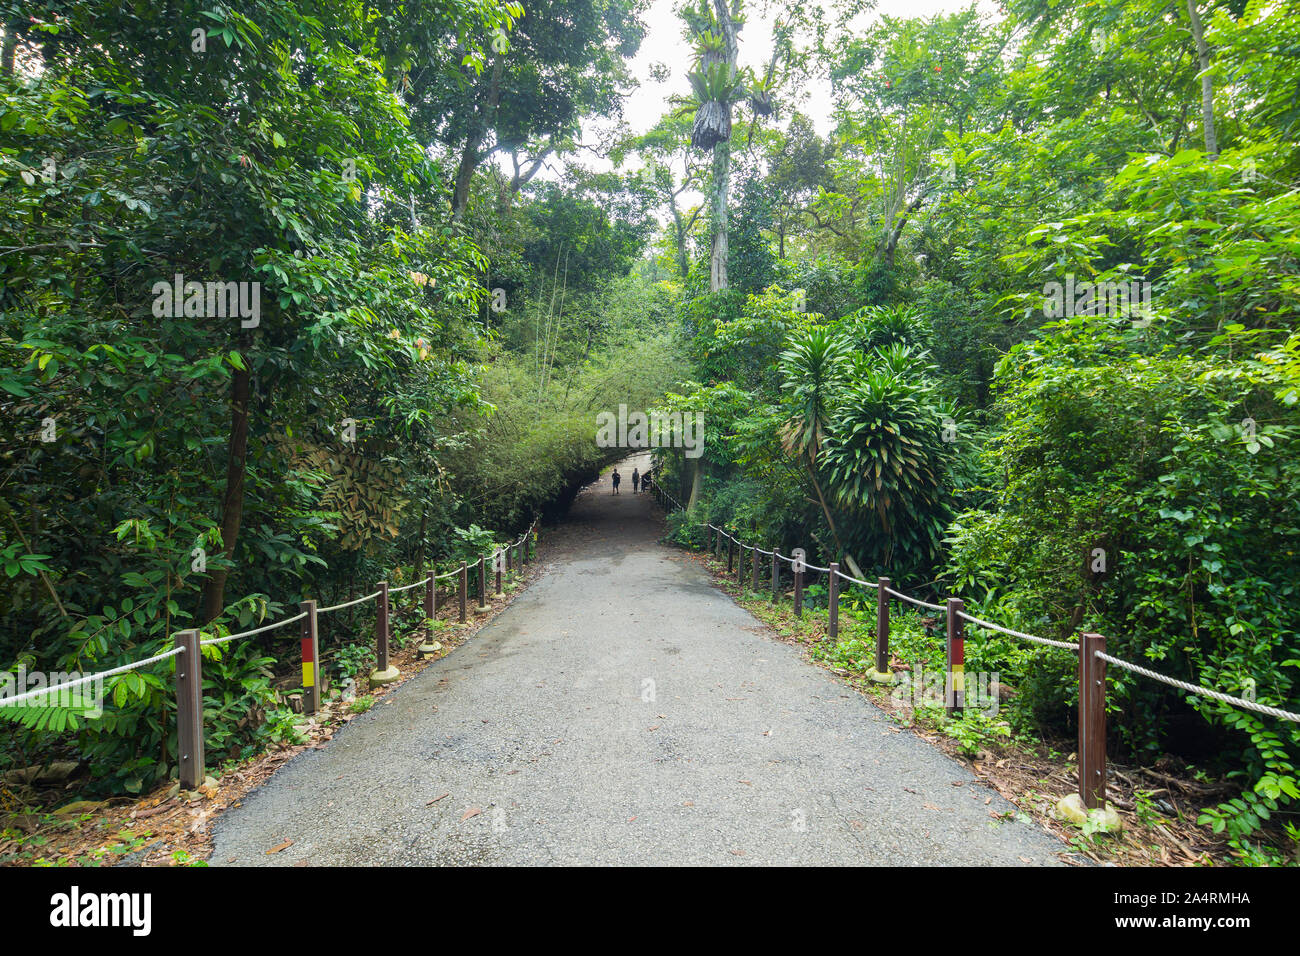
[1096, 652, 1300, 723]
[389, 576, 431, 594]
[832, 568, 880, 589]
[0, 646, 186, 708]
[316, 589, 382, 614]
[434, 567, 460, 580]
[200, 611, 308, 647]
[957, 611, 1079, 650]
[883, 586, 946, 613]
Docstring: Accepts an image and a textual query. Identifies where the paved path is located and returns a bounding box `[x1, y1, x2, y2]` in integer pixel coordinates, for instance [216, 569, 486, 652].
[211, 455, 1068, 866]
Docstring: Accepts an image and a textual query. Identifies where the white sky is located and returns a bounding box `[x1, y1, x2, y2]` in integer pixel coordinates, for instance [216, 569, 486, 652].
[614, 0, 1000, 139]
[531, 0, 1000, 205]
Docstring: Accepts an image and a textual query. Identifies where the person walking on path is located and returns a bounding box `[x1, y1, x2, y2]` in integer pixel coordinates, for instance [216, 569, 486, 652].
[611, 468, 621, 495]
[632, 468, 640, 493]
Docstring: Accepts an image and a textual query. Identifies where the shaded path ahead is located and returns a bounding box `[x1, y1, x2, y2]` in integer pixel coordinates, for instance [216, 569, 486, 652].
[212, 456, 1068, 865]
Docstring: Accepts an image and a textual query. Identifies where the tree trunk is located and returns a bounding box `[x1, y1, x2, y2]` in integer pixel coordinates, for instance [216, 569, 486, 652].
[686, 455, 704, 511]
[704, 0, 738, 294]
[1185, 0, 1218, 158]
[450, 61, 503, 221]
[201, 364, 252, 623]
[709, 140, 730, 292]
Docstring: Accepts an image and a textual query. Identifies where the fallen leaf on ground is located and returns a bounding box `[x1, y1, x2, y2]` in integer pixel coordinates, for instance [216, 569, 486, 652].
[266, 839, 293, 854]
[461, 807, 482, 821]
[426, 793, 450, 806]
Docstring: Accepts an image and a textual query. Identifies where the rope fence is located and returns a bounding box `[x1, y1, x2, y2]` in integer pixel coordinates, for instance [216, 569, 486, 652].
[0, 515, 542, 790]
[0, 646, 187, 709]
[199, 610, 308, 648]
[646, 479, 1300, 811]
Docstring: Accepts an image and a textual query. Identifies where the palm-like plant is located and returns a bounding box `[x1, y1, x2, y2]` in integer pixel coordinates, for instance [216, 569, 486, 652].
[844, 304, 933, 353]
[778, 325, 854, 460]
[777, 326, 863, 573]
[820, 369, 954, 571]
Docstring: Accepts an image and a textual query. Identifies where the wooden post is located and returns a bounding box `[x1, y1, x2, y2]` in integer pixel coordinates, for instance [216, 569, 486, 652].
[1079, 633, 1108, 809]
[793, 559, 804, 617]
[828, 563, 840, 642]
[770, 550, 779, 602]
[174, 629, 204, 790]
[945, 597, 964, 716]
[506, 543, 513, 571]
[418, 574, 439, 659]
[477, 557, 487, 610]
[376, 582, 390, 672]
[875, 577, 891, 677]
[300, 599, 320, 714]
[371, 582, 399, 684]
[727, 536, 734, 573]
[750, 547, 759, 590]
[495, 550, 503, 596]
[736, 544, 745, 588]
[458, 561, 468, 623]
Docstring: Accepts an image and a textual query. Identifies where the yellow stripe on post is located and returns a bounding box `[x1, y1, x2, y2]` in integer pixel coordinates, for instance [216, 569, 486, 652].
[302, 661, 314, 687]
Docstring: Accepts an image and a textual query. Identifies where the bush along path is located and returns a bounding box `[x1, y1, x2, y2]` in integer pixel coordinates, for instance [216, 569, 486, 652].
[686, 544, 1248, 867]
[207, 458, 1070, 866]
[0, 525, 547, 867]
[658, 481, 1270, 867]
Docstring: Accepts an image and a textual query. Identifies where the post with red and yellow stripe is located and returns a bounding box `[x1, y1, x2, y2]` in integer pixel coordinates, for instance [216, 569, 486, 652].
[299, 599, 320, 714]
[945, 597, 965, 717]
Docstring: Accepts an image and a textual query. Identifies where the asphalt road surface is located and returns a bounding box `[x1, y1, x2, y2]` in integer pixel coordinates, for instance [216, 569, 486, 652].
[211, 454, 1069, 866]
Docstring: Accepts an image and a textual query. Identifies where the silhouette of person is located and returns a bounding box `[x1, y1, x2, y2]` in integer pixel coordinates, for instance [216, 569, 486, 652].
[611, 468, 621, 495]
[632, 468, 640, 493]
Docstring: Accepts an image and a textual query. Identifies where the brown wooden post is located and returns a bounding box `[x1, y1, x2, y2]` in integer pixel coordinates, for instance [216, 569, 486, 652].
[458, 561, 468, 623]
[477, 557, 487, 610]
[727, 536, 734, 573]
[376, 581, 390, 672]
[300, 599, 320, 714]
[945, 597, 964, 716]
[174, 629, 204, 790]
[736, 543, 745, 588]
[875, 577, 891, 676]
[794, 560, 804, 617]
[750, 547, 759, 590]
[827, 563, 840, 642]
[417, 573, 439, 659]
[770, 550, 779, 602]
[506, 543, 513, 572]
[1079, 632, 1108, 809]
[495, 550, 504, 596]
